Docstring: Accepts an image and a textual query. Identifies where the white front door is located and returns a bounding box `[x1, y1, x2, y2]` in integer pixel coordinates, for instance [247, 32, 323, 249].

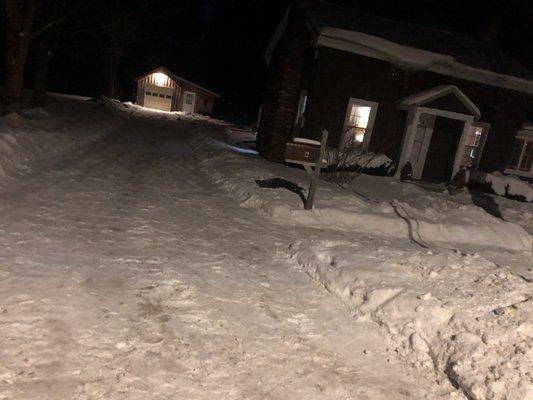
[409, 113, 435, 179]
[182, 91, 196, 113]
[144, 84, 174, 112]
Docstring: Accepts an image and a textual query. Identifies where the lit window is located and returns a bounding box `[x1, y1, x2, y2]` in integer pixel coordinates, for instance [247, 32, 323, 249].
[343, 98, 378, 149]
[348, 105, 371, 143]
[460, 124, 488, 169]
[506, 126, 533, 175]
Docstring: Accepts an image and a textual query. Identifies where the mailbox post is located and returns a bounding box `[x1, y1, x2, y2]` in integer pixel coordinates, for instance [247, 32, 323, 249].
[284, 130, 329, 210]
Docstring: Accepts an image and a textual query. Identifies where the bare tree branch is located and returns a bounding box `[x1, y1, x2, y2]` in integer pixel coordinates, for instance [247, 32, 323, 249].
[31, 0, 88, 40]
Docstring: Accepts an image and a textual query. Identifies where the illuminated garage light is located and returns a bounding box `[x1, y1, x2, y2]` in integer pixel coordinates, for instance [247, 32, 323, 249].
[152, 72, 168, 86]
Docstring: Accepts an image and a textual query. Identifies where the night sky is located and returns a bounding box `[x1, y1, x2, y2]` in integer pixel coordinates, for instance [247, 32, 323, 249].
[2, 0, 532, 124]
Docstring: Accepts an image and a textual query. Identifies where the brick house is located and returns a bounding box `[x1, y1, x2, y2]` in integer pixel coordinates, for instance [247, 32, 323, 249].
[257, 1, 533, 182]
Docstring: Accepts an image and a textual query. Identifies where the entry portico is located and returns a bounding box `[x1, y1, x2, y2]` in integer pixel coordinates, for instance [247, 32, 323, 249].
[396, 85, 483, 182]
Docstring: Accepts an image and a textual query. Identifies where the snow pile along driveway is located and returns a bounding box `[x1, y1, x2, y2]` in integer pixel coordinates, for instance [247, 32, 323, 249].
[194, 133, 532, 252]
[0, 96, 119, 179]
[289, 239, 533, 400]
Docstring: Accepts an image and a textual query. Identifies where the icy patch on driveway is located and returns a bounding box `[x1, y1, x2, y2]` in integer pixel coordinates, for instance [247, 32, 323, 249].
[289, 239, 533, 400]
[192, 134, 532, 252]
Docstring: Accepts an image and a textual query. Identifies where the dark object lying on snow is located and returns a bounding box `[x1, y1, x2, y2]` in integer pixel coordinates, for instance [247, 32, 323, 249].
[255, 178, 306, 205]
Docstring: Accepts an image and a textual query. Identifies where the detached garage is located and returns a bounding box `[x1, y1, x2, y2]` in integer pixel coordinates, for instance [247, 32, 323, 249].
[135, 67, 220, 115]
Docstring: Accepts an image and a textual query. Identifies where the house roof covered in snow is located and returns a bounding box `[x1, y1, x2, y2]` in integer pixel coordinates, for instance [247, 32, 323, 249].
[284, 1, 533, 94]
[136, 67, 220, 98]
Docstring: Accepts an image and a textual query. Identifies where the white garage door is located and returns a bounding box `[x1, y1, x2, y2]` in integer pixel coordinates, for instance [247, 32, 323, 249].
[143, 84, 174, 112]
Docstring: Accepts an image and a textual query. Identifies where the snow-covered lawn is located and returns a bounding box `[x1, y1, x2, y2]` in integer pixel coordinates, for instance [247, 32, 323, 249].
[196, 132, 532, 252]
[191, 122, 533, 400]
[0, 97, 531, 400]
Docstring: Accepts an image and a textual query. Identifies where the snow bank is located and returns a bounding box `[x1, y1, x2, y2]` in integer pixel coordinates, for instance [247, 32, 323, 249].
[193, 132, 531, 251]
[0, 97, 119, 179]
[289, 239, 533, 400]
[48, 92, 92, 101]
[112, 100, 230, 126]
[20, 107, 50, 119]
[499, 202, 533, 235]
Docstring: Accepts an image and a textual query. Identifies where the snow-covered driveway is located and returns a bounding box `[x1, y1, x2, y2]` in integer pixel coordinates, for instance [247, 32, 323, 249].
[0, 116, 451, 399]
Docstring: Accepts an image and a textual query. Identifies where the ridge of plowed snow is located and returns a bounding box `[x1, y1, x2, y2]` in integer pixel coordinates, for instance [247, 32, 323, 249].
[0, 99, 120, 180]
[288, 239, 533, 400]
[193, 132, 532, 252]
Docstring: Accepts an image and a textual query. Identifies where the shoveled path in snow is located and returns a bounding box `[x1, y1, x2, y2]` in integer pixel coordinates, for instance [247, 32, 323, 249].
[0, 117, 452, 399]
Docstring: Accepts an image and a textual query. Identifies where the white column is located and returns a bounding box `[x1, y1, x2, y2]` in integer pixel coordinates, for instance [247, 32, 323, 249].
[395, 107, 421, 178]
[451, 116, 474, 177]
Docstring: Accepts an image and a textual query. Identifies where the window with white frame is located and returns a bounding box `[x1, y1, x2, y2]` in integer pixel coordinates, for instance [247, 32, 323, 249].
[185, 92, 194, 105]
[343, 98, 378, 149]
[460, 123, 489, 169]
[507, 127, 533, 175]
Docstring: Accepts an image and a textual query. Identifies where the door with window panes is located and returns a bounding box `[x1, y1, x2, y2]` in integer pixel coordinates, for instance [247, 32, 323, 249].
[182, 91, 196, 113]
[460, 123, 489, 170]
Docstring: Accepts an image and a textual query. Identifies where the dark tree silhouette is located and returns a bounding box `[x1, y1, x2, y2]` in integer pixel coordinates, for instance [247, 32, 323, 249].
[1, 0, 36, 114]
[1, 0, 86, 113]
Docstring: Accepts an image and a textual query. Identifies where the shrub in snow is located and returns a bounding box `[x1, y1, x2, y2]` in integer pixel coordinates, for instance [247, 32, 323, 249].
[325, 135, 395, 186]
[400, 161, 413, 181]
[469, 171, 533, 202]
[448, 169, 467, 196]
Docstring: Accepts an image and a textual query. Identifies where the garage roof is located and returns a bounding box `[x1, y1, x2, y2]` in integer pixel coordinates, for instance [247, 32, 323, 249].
[136, 67, 220, 98]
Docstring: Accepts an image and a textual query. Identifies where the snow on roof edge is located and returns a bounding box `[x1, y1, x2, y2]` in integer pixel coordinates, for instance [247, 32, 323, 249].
[135, 67, 220, 98]
[317, 28, 533, 95]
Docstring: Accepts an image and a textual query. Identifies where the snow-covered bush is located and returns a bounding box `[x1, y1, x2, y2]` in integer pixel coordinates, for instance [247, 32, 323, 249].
[469, 171, 533, 202]
[324, 136, 396, 187]
[326, 150, 394, 171]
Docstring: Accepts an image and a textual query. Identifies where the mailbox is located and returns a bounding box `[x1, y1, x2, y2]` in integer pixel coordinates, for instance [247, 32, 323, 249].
[285, 138, 321, 165]
[283, 131, 329, 210]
